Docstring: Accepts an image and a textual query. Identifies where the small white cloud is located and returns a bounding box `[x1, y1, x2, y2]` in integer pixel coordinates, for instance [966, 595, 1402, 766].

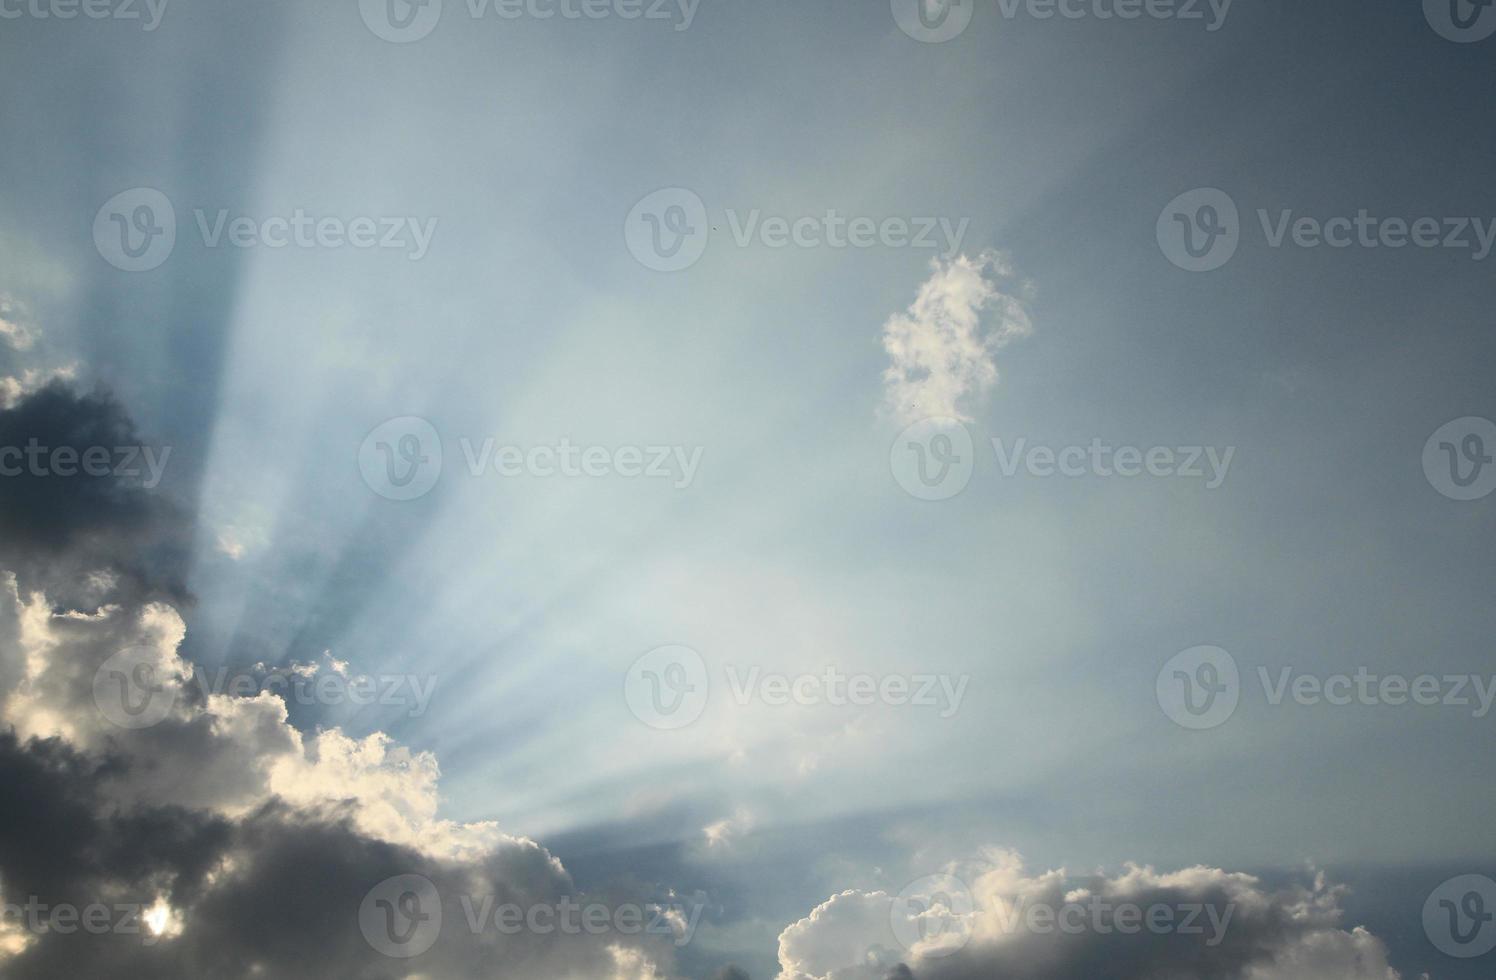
[0, 364, 77, 409]
[881, 250, 1032, 427]
[704, 808, 755, 849]
[0, 295, 35, 352]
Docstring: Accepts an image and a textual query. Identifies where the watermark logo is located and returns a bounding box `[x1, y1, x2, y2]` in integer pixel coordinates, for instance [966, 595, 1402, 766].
[892, 421, 1235, 500]
[1160, 649, 1496, 730]
[359, 416, 444, 501]
[358, 420, 704, 499]
[360, 0, 699, 42]
[94, 189, 437, 269]
[992, 437, 1233, 487]
[0, 897, 174, 945]
[1157, 188, 1239, 272]
[458, 437, 702, 488]
[0, 440, 172, 488]
[890, 418, 975, 501]
[725, 666, 968, 717]
[1424, 0, 1496, 42]
[360, 875, 443, 958]
[1424, 875, 1496, 958]
[625, 189, 970, 271]
[1160, 189, 1496, 271]
[1156, 645, 1239, 730]
[893, 0, 1232, 40]
[624, 187, 710, 272]
[0, 0, 168, 30]
[94, 188, 176, 272]
[624, 645, 710, 730]
[1423, 417, 1496, 501]
[360, 0, 443, 41]
[457, 895, 702, 946]
[890, 874, 976, 956]
[92, 646, 179, 729]
[892, 0, 975, 42]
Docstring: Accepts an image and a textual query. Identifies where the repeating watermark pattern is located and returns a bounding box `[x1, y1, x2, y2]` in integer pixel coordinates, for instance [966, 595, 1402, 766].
[889, 418, 976, 502]
[0, 439, 171, 488]
[623, 647, 968, 729]
[892, 0, 1233, 43]
[1424, 0, 1496, 43]
[982, 894, 1234, 944]
[92, 653, 438, 730]
[92, 646, 180, 729]
[93, 188, 437, 271]
[891, 874, 978, 956]
[1156, 645, 1240, 730]
[358, 875, 702, 958]
[1423, 417, 1496, 501]
[624, 645, 710, 730]
[1156, 188, 1239, 272]
[888, 873, 1235, 957]
[1423, 874, 1496, 958]
[1160, 188, 1496, 271]
[892, 419, 1234, 500]
[0, 898, 172, 945]
[359, 0, 699, 44]
[359, 875, 443, 958]
[358, 416, 703, 500]
[93, 188, 176, 272]
[624, 187, 970, 272]
[991, 437, 1233, 487]
[1158, 646, 1496, 730]
[458, 437, 702, 488]
[358, 416, 443, 501]
[0, 0, 167, 30]
[725, 665, 968, 717]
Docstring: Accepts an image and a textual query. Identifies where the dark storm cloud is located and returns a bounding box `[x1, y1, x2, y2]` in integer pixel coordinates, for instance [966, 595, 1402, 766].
[0, 382, 190, 606]
[0, 388, 709, 979]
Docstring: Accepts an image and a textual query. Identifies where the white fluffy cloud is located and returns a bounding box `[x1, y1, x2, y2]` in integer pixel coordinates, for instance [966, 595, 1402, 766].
[777, 849, 1409, 980]
[0, 571, 687, 978]
[881, 251, 1033, 427]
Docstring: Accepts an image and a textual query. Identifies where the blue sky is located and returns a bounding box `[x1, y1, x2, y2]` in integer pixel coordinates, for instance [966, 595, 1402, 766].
[1, 1, 1494, 978]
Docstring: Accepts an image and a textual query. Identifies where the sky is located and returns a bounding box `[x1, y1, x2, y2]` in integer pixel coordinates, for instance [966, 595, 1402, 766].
[0, 0, 1494, 977]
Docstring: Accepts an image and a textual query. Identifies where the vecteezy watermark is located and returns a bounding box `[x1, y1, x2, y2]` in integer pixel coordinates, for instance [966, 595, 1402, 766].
[0, 439, 171, 488]
[891, 874, 978, 956]
[891, 418, 1234, 501]
[725, 665, 969, 718]
[93, 188, 437, 272]
[624, 188, 970, 272]
[887, 873, 1234, 959]
[624, 645, 710, 730]
[1158, 188, 1496, 272]
[357, 416, 704, 500]
[889, 417, 976, 501]
[0, 897, 173, 945]
[623, 646, 968, 730]
[0, 0, 167, 30]
[357, 875, 702, 958]
[92, 651, 438, 730]
[1155, 646, 1241, 730]
[1424, 0, 1496, 43]
[360, 875, 443, 958]
[991, 437, 1233, 487]
[1423, 417, 1496, 501]
[359, 0, 699, 44]
[1157, 646, 1496, 730]
[981, 894, 1233, 944]
[890, 0, 1232, 43]
[1424, 874, 1496, 958]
